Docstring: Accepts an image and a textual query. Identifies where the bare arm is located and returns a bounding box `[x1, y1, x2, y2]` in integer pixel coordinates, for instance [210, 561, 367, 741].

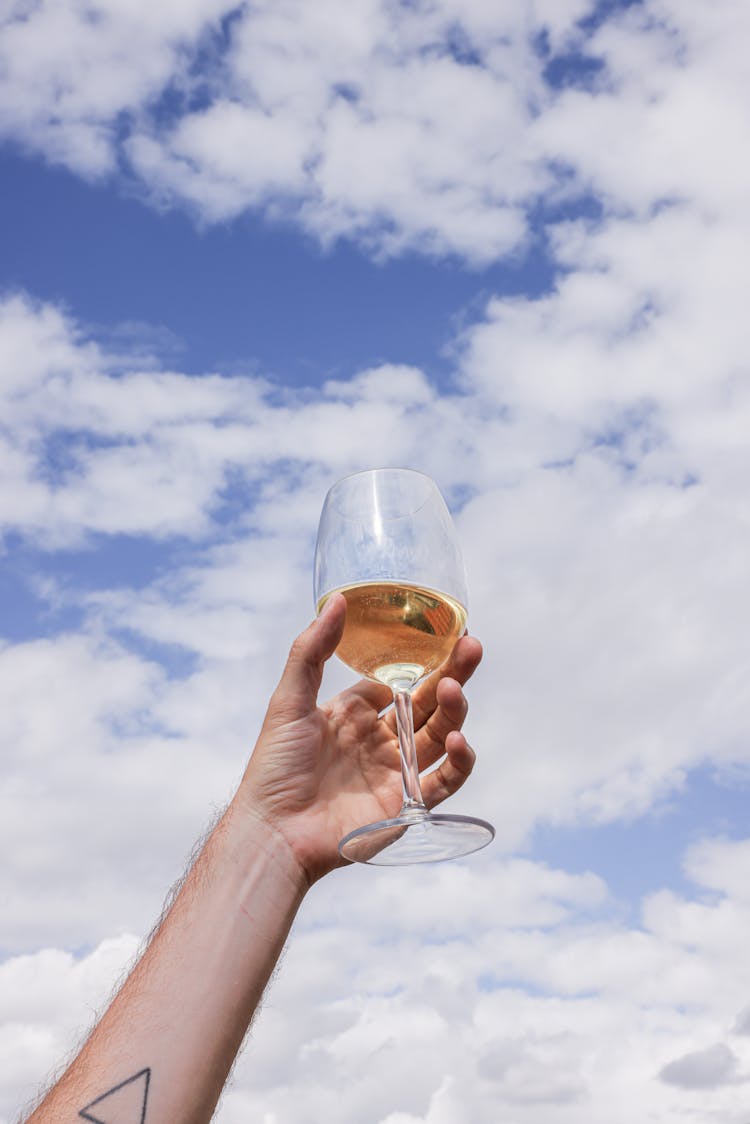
[25, 594, 482, 1123]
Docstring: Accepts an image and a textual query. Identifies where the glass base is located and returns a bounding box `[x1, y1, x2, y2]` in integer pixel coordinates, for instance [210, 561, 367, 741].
[338, 810, 495, 866]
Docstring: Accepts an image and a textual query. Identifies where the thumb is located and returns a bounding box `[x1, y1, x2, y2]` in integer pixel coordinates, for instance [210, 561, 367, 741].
[269, 593, 346, 721]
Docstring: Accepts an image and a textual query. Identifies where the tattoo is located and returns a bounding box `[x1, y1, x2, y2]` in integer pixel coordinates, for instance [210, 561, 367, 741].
[79, 1068, 150, 1124]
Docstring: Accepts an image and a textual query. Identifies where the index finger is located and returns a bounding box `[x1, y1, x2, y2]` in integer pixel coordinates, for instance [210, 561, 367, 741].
[384, 634, 483, 735]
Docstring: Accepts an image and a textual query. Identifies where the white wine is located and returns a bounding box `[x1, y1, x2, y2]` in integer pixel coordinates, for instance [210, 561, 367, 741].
[319, 581, 467, 687]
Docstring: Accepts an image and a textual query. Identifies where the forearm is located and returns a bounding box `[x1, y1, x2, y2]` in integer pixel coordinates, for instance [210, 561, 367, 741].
[26, 800, 308, 1124]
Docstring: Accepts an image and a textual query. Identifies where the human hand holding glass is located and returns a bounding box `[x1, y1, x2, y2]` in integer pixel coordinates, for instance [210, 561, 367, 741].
[314, 468, 495, 865]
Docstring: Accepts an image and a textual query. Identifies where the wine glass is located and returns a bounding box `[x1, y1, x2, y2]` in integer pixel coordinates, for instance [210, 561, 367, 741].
[314, 467, 495, 865]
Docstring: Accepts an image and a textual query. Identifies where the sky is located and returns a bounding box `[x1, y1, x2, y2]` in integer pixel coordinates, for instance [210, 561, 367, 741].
[2, 0, 750, 1120]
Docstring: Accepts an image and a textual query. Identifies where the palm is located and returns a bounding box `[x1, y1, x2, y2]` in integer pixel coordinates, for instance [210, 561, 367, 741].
[246, 682, 402, 880]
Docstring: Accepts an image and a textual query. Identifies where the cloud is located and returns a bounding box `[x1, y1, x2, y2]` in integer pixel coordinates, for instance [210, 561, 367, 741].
[0, 0, 594, 261]
[0, 630, 230, 955]
[682, 837, 750, 903]
[0, 935, 140, 1113]
[0, 293, 454, 547]
[0, 0, 230, 176]
[659, 1042, 742, 1090]
[124, 0, 570, 259]
[3, 4, 750, 1117]
[4, 0, 747, 267]
[2, 193, 750, 957]
[2, 363, 749, 1119]
[210, 842, 750, 1122]
[536, 1, 750, 217]
[10, 840, 750, 1123]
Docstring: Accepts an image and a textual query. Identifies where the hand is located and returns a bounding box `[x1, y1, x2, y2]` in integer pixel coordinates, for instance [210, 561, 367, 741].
[237, 593, 483, 885]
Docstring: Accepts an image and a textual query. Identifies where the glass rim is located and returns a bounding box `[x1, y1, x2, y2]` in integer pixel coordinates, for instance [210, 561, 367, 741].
[326, 466, 435, 485]
[322, 467, 442, 520]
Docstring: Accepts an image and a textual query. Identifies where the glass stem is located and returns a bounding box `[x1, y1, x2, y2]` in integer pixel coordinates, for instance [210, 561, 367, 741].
[392, 686, 427, 813]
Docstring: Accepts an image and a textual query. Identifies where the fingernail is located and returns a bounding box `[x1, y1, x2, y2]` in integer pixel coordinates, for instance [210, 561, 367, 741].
[318, 593, 338, 619]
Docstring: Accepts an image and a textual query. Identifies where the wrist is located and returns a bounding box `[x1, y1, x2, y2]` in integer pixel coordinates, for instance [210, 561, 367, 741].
[222, 793, 313, 899]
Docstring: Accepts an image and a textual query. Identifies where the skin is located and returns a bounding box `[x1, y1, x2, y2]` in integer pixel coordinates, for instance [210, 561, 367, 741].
[24, 594, 482, 1123]
[240, 593, 483, 883]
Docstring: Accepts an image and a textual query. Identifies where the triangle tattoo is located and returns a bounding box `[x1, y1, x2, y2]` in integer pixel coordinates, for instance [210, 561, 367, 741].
[79, 1067, 151, 1124]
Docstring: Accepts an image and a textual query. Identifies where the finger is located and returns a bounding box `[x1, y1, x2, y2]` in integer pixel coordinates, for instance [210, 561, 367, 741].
[268, 593, 346, 721]
[384, 635, 482, 736]
[412, 635, 482, 730]
[414, 675, 468, 771]
[420, 730, 476, 808]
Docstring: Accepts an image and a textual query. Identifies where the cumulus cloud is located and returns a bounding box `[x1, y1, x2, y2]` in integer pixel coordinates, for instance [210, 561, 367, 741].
[0, 935, 140, 1113]
[0, 0, 231, 176]
[10, 840, 750, 1123]
[3, 0, 747, 267]
[2, 117, 750, 959]
[2, 248, 750, 1117]
[659, 1042, 742, 1090]
[4, 271, 750, 848]
[3, 2, 750, 1119]
[1, 1, 748, 270]
[536, 0, 750, 218]
[0, 0, 614, 261]
[0, 293, 451, 546]
[212, 841, 750, 1122]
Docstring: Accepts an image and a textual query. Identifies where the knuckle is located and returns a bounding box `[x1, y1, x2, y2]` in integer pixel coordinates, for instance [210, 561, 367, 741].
[288, 634, 308, 663]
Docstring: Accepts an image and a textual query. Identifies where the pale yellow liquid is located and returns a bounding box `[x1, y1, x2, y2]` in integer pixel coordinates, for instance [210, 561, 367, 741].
[319, 581, 467, 686]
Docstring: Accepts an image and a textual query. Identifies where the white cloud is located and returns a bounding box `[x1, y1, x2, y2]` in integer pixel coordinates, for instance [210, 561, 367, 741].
[0, 0, 231, 176]
[0, 631, 231, 954]
[0, 0, 590, 260]
[212, 840, 750, 1122]
[0, 293, 459, 546]
[4, 256, 749, 1114]
[539, 1, 750, 217]
[2, 0, 748, 268]
[682, 837, 750, 903]
[0, 935, 140, 1115]
[9, 840, 750, 1123]
[2, 186, 750, 894]
[3, 0, 749, 266]
[659, 1042, 742, 1090]
[3, 3, 750, 1117]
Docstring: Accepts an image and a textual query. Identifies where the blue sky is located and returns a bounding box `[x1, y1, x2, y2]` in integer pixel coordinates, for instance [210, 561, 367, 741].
[2, 1, 750, 1121]
[0, 149, 556, 384]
